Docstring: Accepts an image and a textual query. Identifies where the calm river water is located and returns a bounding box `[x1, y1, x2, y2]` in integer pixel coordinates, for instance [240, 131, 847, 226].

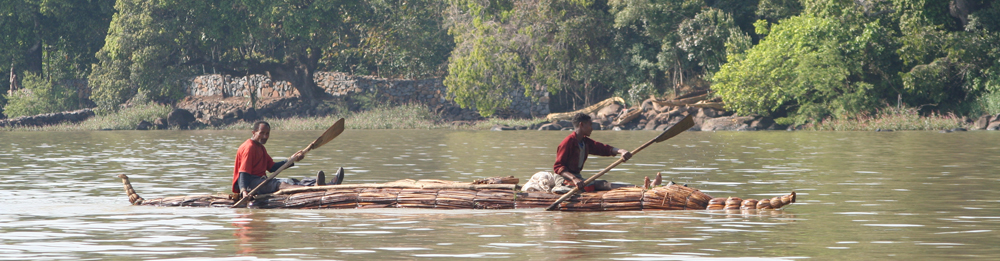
[1, 129, 998, 260]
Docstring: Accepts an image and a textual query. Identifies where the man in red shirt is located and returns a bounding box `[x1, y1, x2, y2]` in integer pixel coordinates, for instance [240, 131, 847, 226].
[232, 121, 342, 198]
[553, 113, 632, 192]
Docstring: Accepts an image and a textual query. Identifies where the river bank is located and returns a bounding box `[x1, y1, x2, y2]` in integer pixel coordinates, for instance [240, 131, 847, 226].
[0, 100, 975, 132]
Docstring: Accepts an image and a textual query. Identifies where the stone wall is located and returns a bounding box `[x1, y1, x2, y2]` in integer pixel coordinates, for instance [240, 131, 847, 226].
[0, 108, 94, 128]
[186, 74, 299, 98]
[186, 72, 549, 119]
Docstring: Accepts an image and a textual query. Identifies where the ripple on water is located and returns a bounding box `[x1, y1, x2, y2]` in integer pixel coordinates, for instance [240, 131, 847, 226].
[577, 229, 629, 233]
[374, 247, 433, 251]
[863, 224, 925, 227]
[486, 243, 538, 247]
[413, 252, 513, 258]
[334, 230, 394, 234]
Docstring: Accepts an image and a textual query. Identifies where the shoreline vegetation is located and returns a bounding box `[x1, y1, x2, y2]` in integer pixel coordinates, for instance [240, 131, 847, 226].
[5, 103, 546, 131]
[3, 103, 972, 132]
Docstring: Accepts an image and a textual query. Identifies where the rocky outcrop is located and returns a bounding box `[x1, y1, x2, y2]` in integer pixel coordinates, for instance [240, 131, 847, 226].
[0, 108, 94, 128]
[527, 94, 783, 131]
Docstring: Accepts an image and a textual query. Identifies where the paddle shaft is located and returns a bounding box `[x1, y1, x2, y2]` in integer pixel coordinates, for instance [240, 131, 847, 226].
[544, 138, 659, 211]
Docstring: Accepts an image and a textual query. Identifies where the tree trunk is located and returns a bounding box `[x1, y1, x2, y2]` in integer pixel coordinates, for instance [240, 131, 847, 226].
[24, 13, 43, 75]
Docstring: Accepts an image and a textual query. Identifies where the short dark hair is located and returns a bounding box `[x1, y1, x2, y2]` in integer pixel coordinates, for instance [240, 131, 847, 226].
[252, 121, 270, 132]
[572, 113, 592, 127]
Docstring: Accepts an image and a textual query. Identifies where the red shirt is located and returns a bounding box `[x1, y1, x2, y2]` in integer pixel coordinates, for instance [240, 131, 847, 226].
[553, 132, 616, 176]
[232, 139, 275, 193]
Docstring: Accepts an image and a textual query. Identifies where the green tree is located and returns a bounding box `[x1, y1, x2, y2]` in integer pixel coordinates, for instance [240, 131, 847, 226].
[1, 0, 114, 115]
[609, 0, 705, 94]
[712, 15, 889, 122]
[445, 0, 628, 115]
[90, 0, 452, 111]
[756, 0, 802, 22]
[676, 8, 740, 74]
[4, 72, 77, 118]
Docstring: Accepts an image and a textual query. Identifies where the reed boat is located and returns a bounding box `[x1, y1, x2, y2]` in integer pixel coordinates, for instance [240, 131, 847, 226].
[118, 174, 796, 211]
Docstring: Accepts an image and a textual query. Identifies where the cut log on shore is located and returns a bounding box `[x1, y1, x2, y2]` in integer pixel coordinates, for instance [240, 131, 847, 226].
[546, 97, 626, 122]
[118, 175, 796, 211]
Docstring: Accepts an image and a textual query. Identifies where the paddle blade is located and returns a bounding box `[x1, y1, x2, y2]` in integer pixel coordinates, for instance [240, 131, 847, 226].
[652, 114, 695, 143]
[307, 118, 345, 151]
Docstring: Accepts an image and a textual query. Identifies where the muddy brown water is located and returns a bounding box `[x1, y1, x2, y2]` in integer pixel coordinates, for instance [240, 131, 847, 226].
[1, 129, 998, 260]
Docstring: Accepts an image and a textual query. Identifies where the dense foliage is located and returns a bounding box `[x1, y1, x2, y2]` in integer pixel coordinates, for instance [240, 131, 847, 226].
[2, 0, 1000, 120]
[87, 0, 453, 112]
[0, 0, 115, 116]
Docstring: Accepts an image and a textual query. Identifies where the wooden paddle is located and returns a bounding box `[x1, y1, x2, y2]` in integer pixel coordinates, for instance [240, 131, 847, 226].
[231, 118, 346, 208]
[545, 114, 695, 211]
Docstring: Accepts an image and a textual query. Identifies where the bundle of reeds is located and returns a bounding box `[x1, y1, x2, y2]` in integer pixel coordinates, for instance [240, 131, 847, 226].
[724, 197, 743, 210]
[118, 174, 145, 205]
[642, 185, 713, 210]
[703, 192, 797, 210]
[135, 195, 234, 207]
[741, 199, 759, 210]
[396, 188, 439, 208]
[435, 189, 477, 209]
[280, 191, 326, 209]
[474, 189, 516, 209]
[602, 188, 644, 211]
[358, 188, 402, 208]
[557, 191, 606, 211]
[514, 192, 561, 208]
[319, 189, 360, 208]
[706, 198, 725, 210]
[472, 176, 519, 185]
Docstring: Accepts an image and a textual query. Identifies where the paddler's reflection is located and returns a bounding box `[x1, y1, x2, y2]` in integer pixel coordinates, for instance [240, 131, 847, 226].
[232, 212, 274, 255]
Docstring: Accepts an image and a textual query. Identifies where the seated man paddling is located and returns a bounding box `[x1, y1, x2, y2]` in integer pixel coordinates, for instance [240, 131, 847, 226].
[232, 121, 344, 199]
[554, 113, 633, 192]
[523, 113, 637, 193]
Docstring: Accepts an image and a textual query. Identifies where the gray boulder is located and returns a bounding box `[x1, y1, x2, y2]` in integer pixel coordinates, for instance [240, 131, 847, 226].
[491, 125, 516, 131]
[153, 117, 168, 129]
[701, 116, 755, 131]
[988, 120, 1000, 130]
[976, 115, 991, 130]
[750, 117, 775, 130]
[136, 120, 153, 130]
[167, 109, 196, 129]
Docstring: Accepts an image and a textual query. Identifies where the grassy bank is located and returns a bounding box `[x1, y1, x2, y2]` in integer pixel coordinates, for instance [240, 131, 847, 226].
[9, 103, 546, 131]
[805, 106, 970, 131]
[10, 103, 174, 131]
[230, 104, 546, 130]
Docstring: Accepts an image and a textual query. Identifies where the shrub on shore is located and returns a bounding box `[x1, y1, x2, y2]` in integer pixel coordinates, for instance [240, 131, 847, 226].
[12, 103, 172, 131]
[806, 106, 969, 131]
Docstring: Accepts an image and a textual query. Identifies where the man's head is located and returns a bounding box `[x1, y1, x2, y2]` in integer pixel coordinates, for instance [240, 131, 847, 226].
[572, 113, 593, 137]
[251, 121, 271, 145]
